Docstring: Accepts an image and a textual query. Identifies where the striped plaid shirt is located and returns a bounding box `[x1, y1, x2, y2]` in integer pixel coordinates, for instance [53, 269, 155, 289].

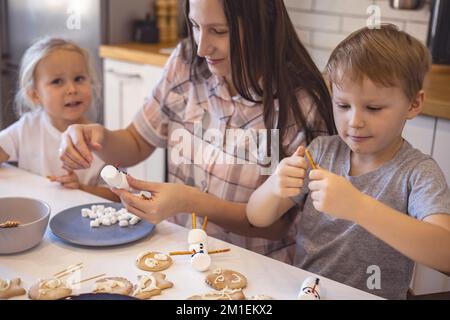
[133, 43, 329, 264]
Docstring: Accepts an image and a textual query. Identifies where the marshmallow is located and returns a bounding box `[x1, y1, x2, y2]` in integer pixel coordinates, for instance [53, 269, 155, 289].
[298, 277, 321, 300]
[101, 165, 131, 191]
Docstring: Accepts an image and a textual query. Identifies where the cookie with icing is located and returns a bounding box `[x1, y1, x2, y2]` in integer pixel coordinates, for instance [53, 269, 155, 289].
[132, 272, 173, 300]
[28, 278, 72, 300]
[136, 251, 172, 272]
[205, 269, 247, 291]
[248, 294, 274, 300]
[93, 277, 133, 295]
[0, 278, 26, 299]
[188, 288, 246, 300]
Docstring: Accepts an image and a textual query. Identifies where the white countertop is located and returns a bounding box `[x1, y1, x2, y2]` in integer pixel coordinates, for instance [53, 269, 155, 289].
[0, 164, 382, 300]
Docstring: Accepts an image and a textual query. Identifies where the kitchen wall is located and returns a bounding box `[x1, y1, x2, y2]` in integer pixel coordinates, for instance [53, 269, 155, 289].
[284, 0, 431, 71]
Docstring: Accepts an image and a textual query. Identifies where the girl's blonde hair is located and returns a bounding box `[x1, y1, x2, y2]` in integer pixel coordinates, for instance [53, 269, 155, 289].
[15, 36, 100, 115]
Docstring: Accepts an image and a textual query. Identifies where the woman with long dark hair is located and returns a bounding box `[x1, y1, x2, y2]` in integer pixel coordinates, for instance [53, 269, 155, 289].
[59, 0, 335, 263]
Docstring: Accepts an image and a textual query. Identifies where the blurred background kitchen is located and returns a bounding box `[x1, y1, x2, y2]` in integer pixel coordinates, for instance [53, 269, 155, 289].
[0, 0, 449, 298]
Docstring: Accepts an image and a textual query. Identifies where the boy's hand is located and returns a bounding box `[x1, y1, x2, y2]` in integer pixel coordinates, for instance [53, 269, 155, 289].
[48, 170, 81, 190]
[271, 146, 308, 198]
[308, 168, 365, 221]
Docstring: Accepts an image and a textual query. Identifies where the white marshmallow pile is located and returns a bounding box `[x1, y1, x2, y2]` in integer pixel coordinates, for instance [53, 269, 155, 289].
[81, 205, 141, 228]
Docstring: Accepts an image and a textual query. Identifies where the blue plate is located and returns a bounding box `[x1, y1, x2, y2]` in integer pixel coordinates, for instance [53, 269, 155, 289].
[50, 202, 154, 247]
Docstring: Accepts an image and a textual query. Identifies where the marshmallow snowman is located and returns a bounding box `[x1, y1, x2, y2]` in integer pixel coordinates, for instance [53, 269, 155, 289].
[101, 165, 131, 191]
[187, 228, 211, 272]
[297, 277, 321, 300]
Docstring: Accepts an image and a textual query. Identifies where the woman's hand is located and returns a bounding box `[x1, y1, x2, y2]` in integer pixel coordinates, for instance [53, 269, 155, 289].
[270, 146, 308, 198]
[48, 170, 80, 190]
[59, 124, 105, 171]
[308, 167, 366, 221]
[111, 175, 192, 224]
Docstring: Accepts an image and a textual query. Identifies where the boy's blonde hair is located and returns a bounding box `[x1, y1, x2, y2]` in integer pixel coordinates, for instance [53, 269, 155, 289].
[15, 36, 100, 115]
[325, 24, 431, 101]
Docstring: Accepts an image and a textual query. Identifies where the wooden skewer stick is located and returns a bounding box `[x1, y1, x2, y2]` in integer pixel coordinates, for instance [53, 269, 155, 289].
[53, 263, 83, 278]
[0, 220, 21, 228]
[305, 149, 318, 170]
[202, 216, 208, 231]
[192, 212, 196, 229]
[71, 273, 106, 285]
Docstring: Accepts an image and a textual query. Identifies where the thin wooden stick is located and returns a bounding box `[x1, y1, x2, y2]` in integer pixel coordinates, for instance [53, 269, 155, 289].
[208, 248, 230, 255]
[202, 216, 208, 231]
[71, 273, 106, 285]
[305, 149, 318, 170]
[53, 263, 83, 278]
[192, 212, 196, 229]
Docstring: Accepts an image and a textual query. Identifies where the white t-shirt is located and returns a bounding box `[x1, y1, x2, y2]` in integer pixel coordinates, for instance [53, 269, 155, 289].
[0, 109, 105, 186]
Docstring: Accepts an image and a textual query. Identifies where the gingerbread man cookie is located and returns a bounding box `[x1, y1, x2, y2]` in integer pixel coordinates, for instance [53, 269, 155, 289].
[205, 269, 247, 291]
[188, 288, 246, 300]
[0, 278, 26, 299]
[93, 277, 133, 295]
[28, 278, 72, 300]
[132, 272, 173, 300]
[136, 251, 172, 272]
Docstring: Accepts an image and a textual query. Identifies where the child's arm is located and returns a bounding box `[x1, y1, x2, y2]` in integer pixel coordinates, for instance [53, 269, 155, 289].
[0, 147, 9, 163]
[49, 171, 120, 202]
[308, 168, 450, 274]
[247, 146, 307, 227]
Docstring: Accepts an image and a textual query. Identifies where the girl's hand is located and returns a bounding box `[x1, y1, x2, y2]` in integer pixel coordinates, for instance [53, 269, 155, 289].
[48, 170, 80, 190]
[59, 123, 105, 171]
[271, 146, 308, 198]
[111, 175, 191, 224]
[308, 168, 365, 221]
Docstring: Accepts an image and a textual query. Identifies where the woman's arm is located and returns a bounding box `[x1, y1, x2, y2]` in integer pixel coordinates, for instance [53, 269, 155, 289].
[59, 124, 155, 170]
[112, 176, 295, 241]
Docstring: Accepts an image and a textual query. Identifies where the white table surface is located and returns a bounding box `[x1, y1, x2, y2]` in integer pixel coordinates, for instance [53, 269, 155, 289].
[0, 164, 382, 300]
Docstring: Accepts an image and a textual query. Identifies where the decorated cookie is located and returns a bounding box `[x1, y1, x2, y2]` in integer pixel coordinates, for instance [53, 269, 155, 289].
[28, 278, 72, 300]
[248, 294, 274, 300]
[188, 288, 246, 300]
[205, 269, 247, 291]
[93, 277, 133, 295]
[136, 251, 172, 272]
[0, 278, 26, 299]
[132, 272, 173, 300]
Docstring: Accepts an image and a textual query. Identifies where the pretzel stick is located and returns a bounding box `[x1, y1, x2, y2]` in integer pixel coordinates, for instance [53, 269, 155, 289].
[54, 263, 83, 278]
[192, 212, 196, 229]
[71, 273, 106, 285]
[208, 248, 230, 254]
[169, 248, 230, 256]
[169, 250, 194, 256]
[202, 216, 208, 230]
[0, 220, 21, 228]
[305, 149, 318, 170]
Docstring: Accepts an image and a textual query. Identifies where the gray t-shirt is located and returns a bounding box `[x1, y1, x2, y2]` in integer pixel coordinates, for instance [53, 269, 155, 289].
[292, 135, 450, 300]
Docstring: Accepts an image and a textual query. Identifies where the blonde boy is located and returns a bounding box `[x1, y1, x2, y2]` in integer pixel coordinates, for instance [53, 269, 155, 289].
[247, 24, 450, 299]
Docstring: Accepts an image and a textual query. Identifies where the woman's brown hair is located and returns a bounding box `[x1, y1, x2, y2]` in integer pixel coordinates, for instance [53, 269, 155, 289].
[182, 0, 335, 159]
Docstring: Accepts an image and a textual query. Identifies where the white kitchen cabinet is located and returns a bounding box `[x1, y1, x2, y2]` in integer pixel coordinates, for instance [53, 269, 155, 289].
[103, 58, 165, 182]
[402, 115, 436, 155]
